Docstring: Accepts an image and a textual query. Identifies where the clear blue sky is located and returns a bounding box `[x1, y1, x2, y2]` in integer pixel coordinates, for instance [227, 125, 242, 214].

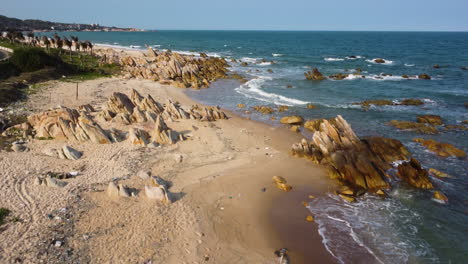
[1, 0, 467, 31]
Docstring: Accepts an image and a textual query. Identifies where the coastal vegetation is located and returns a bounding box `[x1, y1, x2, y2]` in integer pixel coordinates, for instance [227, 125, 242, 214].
[0, 34, 120, 106]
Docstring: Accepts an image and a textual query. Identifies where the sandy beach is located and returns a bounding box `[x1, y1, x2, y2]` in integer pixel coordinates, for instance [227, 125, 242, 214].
[0, 77, 336, 263]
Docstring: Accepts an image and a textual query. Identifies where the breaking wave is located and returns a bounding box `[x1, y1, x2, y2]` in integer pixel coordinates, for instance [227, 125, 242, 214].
[235, 77, 310, 106]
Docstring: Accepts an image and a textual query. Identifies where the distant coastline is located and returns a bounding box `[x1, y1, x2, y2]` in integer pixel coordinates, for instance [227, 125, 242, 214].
[0, 14, 146, 32]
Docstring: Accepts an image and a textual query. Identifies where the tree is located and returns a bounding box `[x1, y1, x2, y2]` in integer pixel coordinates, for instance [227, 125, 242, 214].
[85, 40, 93, 55]
[56, 39, 63, 54]
[80, 42, 88, 52]
[63, 37, 72, 58]
[41, 36, 50, 51]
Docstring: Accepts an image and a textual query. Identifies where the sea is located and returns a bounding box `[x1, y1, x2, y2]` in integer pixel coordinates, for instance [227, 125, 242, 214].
[48, 30, 468, 263]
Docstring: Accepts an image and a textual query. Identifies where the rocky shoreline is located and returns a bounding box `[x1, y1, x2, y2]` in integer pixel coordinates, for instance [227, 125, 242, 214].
[1, 44, 465, 263]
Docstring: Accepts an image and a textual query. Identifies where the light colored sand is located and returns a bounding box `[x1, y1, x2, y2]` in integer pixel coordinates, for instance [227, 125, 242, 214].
[0, 78, 335, 263]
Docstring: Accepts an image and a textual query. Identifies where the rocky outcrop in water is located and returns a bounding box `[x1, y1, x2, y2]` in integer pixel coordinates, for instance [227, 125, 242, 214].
[416, 115, 443, 125]
[413, 138, 466, 158]
[291, 115, 433, 193]
[304, 68, 326, 81]
[353, 99, 424, 110]
[388, 120, 439, 134]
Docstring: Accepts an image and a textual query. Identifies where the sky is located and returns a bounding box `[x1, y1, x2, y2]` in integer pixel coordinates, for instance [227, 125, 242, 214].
[1, 0, 467, 31]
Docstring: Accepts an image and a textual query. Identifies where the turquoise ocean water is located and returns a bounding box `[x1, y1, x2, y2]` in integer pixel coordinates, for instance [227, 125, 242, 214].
[49, 31, 468, 263]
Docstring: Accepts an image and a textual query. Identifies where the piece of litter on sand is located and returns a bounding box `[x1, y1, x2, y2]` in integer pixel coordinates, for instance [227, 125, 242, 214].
[220, 207, 224, 210]
[69, 171, 79, 176]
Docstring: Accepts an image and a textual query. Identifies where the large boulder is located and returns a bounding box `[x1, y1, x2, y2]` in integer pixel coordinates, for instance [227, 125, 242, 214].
[280, 116, 304, 125]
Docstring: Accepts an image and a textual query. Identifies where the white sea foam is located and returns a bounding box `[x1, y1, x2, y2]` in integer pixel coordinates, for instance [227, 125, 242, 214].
[325, 57, 345, 62]
[309, 193, 439, 264]
[95, 43, 145, 50]
[366, 58, 394, 65]
[235, 77, 310, 106]
[404, 63, 415, 67]
[346, 56, 363, 60]
[257, 62, 272, 66]
[240, 57, 260, 63]
[272, 53, 284, 57]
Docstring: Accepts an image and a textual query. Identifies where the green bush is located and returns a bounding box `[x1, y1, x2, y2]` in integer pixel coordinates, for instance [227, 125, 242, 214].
[10, 47, 58, 72]
[0, 207, 10, 225]
[0, 61, 19, 79]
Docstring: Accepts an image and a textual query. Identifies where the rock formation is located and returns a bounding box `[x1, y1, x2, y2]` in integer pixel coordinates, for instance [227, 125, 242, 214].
[305, 68, 326, 81]
[418, 73, 431, 80]
[413, 138, 466, 158]
[145, 177, 171, 203]
[280, 116, 304, 125]
[291, 115, 433, 193]
[396, 158, 434, 189]
[353, 99, 424, 110]
[388, 120, 439, 134]
[42, 145, 82, 160]
[4, 106, 112, 144]
[115, 50, 228, 89]
[416, 115, 443, 125]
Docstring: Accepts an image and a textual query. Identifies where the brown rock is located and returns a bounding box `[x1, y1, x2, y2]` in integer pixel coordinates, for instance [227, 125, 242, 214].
[416, 115, 443, 125]
[280, 116, 304, 125]
[272, 176, 292, 192]
[413, 138, 466, 158]
[396, 158, 434, 189]
[237, 104, 246, 108]
[428, 168, 451, 179]
[252, 105, 275, 114]
[277, 105, 289, 112]
[418, 73, 431, 80]
[388, 120, 438, 134]
[303, 119, 324, 132]
[292, 115, 433, 192]
[306, 104, 316, 109]
[433, 191, 448, 203]
[290, 125, 300, 133]
[305, 68, 326, 81]
[374, 58, 386, 63]
[399, 99, 424, 106]
[328, 73, 349, 80]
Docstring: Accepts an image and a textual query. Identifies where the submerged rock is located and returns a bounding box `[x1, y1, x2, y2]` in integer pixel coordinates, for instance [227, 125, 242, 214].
[418, 73, 431, 80]
[388, 120, 438, 134]
[252, 105, 275, 115]
[413, 138, 466, 158]
[374, 58, 386, 64]
[416, 115, 443, 125]
[428, 168, 451, 179]
[306, 104, 317, 109]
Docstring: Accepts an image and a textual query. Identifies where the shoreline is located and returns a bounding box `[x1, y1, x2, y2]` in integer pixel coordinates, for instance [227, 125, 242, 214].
[0, 77, 336, 263]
